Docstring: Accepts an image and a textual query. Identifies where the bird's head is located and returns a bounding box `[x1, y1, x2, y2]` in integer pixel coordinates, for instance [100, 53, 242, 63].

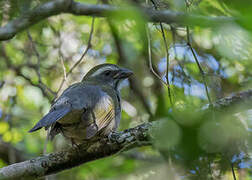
[82, 64, 133, 89]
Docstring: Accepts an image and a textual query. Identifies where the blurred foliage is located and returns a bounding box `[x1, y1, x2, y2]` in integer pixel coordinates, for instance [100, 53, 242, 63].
[0, 0, 252, 179]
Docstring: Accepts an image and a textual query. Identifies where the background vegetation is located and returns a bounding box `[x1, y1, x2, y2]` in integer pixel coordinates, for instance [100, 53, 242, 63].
[0, 0, 251, 179]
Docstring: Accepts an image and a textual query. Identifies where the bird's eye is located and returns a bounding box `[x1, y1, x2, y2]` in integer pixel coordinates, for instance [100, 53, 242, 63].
[104, 71, 111, 76]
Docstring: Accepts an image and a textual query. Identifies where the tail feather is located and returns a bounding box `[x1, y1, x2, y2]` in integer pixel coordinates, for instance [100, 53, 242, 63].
[28, 107, 71, 133]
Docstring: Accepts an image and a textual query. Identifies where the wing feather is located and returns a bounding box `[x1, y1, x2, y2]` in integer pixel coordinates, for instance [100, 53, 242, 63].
[28, 107, 71, 132]
[94, 95, 115, 131]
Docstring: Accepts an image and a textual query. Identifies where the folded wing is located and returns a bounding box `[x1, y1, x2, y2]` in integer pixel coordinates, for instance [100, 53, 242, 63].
[28, 107, 71, 132]
[93, 94, 115, 135]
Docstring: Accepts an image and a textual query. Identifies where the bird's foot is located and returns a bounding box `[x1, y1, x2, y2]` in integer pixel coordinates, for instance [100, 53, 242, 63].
[108, 131, 121, 143]
[71, 139, 82, 152]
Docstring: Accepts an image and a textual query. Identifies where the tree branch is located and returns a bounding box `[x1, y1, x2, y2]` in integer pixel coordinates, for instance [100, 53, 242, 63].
[0, 89, 251, 179]
[0, 0, 234, 41]
[0, 122, 153, 180]
[211, 89, 252, 111]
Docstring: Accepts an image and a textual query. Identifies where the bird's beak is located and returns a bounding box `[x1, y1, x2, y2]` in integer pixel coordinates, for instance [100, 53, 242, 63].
[115, 68, 133, 79]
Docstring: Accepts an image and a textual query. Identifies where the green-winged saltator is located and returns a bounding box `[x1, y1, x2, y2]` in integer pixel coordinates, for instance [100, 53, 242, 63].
[29, 63, 133, 145]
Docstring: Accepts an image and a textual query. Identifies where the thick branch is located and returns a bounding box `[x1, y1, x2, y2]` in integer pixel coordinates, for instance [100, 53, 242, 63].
[0, 0, 234, 41]
[0, 122, 153, 180]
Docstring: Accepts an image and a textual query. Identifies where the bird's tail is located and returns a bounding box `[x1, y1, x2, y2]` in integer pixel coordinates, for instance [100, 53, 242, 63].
[28, 107, 71, 132]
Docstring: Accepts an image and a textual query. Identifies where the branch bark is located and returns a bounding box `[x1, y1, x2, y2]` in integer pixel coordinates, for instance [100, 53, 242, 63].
[0, 122, 154, 180]
[0, 89, 251, 180]
[207, 89, 252, 112]
[0, 0, 234, 41]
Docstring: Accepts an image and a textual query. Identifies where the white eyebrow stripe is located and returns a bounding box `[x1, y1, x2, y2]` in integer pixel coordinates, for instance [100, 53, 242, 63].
[90, 66, 116, 77]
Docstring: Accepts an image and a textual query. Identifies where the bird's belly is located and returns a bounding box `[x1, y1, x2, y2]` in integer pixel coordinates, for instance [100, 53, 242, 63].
[61, 123, 87, 143]
[60, 118, 116, 144]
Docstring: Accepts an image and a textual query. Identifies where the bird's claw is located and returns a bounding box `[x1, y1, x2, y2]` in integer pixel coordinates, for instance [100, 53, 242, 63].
[71, 139, 82, 152]
[108, 131, 120, 143]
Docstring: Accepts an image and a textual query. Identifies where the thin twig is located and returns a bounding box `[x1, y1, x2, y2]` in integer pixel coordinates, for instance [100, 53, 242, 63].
[150, 0, 173, 106]
[56, 17, 95, 96]
[51, 20, 69, 97]
[185, 1, 212, 105]
[171, 26, 191, 85]
[27, 31, 56, 97]
[68, 18, 95, 74]
[146, 23, 168, 85]
[231, 163, 237, 180]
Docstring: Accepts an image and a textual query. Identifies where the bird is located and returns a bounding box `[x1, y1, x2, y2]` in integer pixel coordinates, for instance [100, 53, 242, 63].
[29, 63, 133, 145]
